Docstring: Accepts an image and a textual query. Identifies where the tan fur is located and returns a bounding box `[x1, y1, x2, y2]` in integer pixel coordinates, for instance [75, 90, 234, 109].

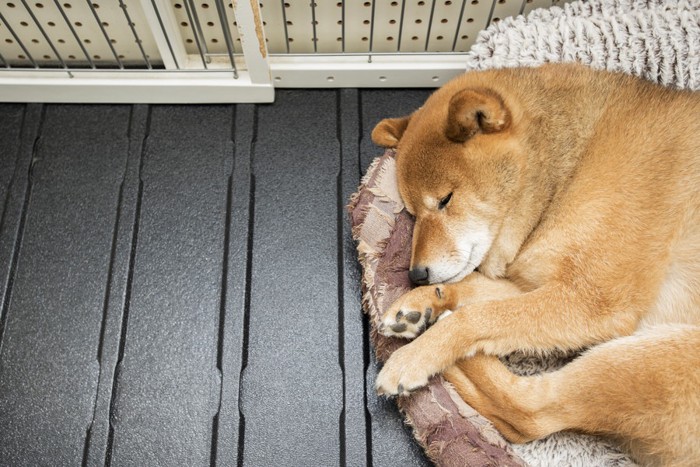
[371, 64, 700, 466]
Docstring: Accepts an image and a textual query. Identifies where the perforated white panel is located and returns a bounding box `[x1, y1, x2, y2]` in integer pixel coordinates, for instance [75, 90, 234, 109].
[1, 0, 569, 70]
[0, 1, 162, 68]
[171, 1, 241, 66]
[258, 0, 514, 55]
[491, 0, 522, 25]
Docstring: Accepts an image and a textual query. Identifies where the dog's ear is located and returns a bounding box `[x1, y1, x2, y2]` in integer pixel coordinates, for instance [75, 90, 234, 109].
[445, 88, 510, 142]
[371, 116, 411, 148]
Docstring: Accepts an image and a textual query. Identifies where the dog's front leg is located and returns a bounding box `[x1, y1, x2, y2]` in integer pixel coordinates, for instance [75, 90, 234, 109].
[376, 272, 521, 395]
[378, 272, 522, 339]
[376, 283, 639, 396]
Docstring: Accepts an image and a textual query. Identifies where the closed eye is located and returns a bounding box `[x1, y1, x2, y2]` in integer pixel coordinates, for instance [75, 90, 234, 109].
[438, 192, 453, 210]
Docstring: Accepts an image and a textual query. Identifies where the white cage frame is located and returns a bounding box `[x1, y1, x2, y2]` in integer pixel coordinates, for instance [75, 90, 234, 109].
[0, 0, 569, 103]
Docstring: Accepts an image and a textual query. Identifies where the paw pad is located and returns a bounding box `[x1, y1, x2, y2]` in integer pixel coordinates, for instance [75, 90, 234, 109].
[404, 311, 421, 324]
[380, 306, 435, 339]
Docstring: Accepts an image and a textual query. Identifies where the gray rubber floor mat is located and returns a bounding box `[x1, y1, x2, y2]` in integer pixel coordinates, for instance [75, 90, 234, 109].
[0, 89, 432, 466]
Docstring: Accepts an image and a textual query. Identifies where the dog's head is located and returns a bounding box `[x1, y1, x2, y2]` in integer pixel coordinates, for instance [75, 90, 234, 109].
[372, 86, 524, 285]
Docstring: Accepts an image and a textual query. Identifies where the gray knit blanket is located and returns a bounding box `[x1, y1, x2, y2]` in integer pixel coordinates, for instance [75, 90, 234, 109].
[464, 1, 699, 465]
[468, 0, 699, 90]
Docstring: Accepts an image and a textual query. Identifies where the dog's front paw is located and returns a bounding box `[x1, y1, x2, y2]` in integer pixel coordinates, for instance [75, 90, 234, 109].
[379, 285, 451, 339]
[375, 343, 436, 396]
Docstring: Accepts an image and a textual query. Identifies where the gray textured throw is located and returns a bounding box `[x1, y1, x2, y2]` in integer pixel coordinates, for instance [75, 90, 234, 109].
[468, 0, 699, 90]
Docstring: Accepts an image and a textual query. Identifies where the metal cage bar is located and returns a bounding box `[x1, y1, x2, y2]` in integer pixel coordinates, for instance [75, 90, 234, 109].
[183, 0, 208, 68]
[310, 0, 318, 53]
[280, 0, 291, 54]
[20, 0, 69, 70]
[397, 0, 407, 51]
[368, 0, 377, 58]
[341, 1, 346, 53]
[452, 0, 467, 52]
[86, 0, 124, 68]
[424, 0, 437, 52]
[140, 0, 186, 70]
[486, 0, 498, 26]
[53, 0, 95, 68]
[187, 0, 211, 58]
[214, 0, 238, 76]
[118, 0, 152, 69]
[147, 0, 179, 68]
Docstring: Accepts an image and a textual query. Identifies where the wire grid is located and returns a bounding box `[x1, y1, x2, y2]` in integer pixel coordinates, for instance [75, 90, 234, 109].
[0, 0, 573, 71]
[0, 1, 158, 69]
[263, 0, 561, 55]
[0, 0, 240, 72]
[174, 0, 240, 71]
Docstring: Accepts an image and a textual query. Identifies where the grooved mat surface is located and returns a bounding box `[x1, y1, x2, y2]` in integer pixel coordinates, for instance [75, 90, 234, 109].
[0, 91, 432, 466]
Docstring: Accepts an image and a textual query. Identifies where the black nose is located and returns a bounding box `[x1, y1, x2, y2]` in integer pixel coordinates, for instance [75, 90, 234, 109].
[408, 266, 429, 285]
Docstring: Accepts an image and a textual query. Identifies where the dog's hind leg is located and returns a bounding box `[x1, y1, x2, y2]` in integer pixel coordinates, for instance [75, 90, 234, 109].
[445, 325, 700, 467]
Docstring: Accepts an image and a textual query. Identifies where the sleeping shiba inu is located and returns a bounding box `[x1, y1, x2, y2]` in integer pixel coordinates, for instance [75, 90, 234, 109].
[371, 63, 700, 467]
